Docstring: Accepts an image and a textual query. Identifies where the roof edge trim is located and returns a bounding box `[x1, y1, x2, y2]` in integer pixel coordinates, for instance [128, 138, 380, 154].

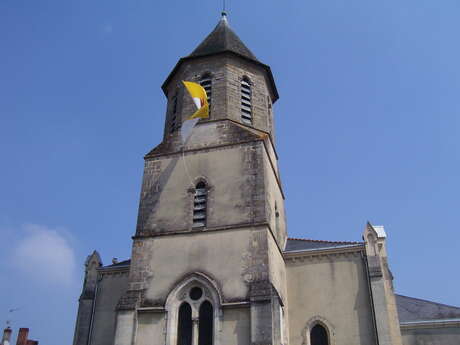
[161, 51, 279, 102]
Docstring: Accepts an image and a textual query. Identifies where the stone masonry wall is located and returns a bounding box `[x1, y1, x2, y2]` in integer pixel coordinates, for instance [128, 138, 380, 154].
[162, 53, 277, 151]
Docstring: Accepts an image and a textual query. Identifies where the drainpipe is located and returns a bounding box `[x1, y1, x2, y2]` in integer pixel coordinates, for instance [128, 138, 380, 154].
[362, 251, 380, 345]
[87, 273, 102, 345]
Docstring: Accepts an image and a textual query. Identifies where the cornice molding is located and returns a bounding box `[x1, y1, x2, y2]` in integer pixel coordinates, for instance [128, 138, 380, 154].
[135, 301, 250, 315]
[145, 134, 262, 161]
[400, 319, 460, 330]
[133, 221, 270, 240]
[134, 221, 286, 259]
[143, 120, 285, 199]
[284, 245, 364, 263]
[98, 266, 130, 274]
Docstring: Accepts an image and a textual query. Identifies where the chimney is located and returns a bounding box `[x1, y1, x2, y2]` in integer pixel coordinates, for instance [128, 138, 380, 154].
[16, 329, 29, 345]
[2, 327, 12, 345]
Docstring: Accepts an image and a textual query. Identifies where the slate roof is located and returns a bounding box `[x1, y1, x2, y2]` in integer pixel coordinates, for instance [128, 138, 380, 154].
[189, 13, 257, 62]
[161, 14, 279, 102]
[284, 238, 363, 252]
[396, 294, 460, 322]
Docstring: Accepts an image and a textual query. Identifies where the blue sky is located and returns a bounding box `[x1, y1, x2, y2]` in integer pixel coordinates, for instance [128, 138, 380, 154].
[0, 1, 459, 344]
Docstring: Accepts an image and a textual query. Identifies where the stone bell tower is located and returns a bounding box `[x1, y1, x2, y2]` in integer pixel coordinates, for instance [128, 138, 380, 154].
[113, 13, 287, 345]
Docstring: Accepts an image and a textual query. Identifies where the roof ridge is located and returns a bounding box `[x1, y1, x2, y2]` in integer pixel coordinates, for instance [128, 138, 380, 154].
[104, 259, 131, 268]
[288, 237, 362, 245]
[396, 294, 460, 309]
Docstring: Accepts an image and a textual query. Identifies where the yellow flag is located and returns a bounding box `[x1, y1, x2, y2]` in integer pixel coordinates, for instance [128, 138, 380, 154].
[182, 81, 209, 120]
[189, 103, 209, 120]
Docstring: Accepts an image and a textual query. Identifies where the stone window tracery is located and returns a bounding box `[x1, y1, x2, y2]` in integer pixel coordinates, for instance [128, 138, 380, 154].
[166, 274, 222, 345]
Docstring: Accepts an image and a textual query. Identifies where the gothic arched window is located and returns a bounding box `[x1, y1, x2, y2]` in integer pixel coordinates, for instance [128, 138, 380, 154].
[198, 301, 213, 345]
[193, 182, 207, 228]
[275, 202, 280, 234]
[170, 90, 180, 133]
[241, 77, 252, 124]
[177, 303, 192, 345]
[310, 324, 329, 345]
[200, 74, 212, 106]
[166, 274, 221, 345]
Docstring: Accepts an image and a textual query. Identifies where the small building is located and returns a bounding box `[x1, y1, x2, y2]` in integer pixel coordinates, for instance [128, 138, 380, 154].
[2, 327, 38, 345]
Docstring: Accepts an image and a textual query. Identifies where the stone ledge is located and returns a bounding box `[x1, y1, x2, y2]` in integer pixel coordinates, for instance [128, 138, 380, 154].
[284, 244, 364, 263]
[400, 319, 460, 330]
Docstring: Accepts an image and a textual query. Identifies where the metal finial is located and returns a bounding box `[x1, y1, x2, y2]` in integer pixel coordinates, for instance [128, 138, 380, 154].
[221, 0, 228, 18]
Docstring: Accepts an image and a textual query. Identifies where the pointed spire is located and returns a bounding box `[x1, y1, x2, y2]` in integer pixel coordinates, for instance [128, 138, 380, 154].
[189, 14, 258, 61]
[162, 14, 279, 102]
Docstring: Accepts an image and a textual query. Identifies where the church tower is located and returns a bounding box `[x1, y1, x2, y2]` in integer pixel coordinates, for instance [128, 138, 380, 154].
[73, 11, 460, 345]
[113, 13, 287, 345]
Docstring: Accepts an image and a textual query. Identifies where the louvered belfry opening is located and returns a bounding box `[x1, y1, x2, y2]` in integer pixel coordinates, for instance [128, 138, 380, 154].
[310, 324, 329, 345]
[177, 303, 192, 345]
[198, 301, 213, 345]
[241, 78, 252, 124]
[193, 182, 207, 228]
[200, 74, 212, 105]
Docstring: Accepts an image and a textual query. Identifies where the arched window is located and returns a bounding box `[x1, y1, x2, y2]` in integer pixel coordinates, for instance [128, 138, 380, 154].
[177, 303, 192, 345]
[193, 182, 207, 228]
[310, 324, 329, 345]
[275, 202, 280, 234]
[170, 90, 179, 133]
[198, 301, 213, 345]
[241, 77, 252, 124]
[200, 74, 212, 106]
[165, 273, 221, 345]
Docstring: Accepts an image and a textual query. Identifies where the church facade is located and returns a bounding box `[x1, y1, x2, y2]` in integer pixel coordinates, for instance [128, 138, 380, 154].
[72, 14, 460, 345]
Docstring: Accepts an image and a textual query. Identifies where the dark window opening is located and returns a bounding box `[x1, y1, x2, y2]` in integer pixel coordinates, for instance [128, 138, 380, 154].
[241, 78, 252, 124]
[193, 182, 207, 228]
[198, 301, 213, 345]
[173, 94, 178, 114]
[190, 287, 203, 300]
[275, 203, 280, 234]
[310, 324, 329, 345]
[170, 92, 180, 133]
[177, 303, 192, 345]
